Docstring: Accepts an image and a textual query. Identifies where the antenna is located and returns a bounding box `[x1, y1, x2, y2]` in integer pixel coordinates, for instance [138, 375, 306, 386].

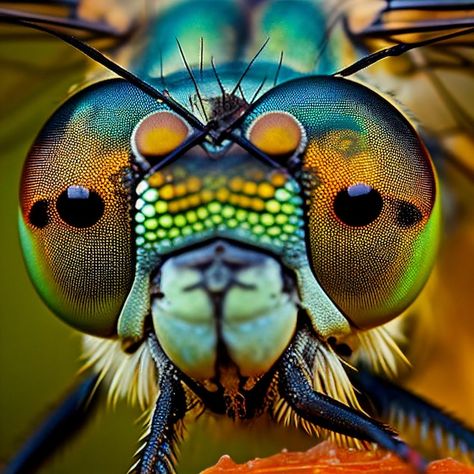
[334, 26, 474, 77]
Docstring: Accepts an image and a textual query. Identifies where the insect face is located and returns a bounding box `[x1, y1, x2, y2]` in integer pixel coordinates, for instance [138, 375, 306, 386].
[9, 2, 473, 469]
[19, 73, 439, 380]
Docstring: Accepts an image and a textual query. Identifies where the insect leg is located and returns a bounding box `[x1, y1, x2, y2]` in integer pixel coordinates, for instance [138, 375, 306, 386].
[277, 340, 427, 472]
[4, 373, 101, 474]
[133, 334, 188, 474]
[351, 368, 474, 460]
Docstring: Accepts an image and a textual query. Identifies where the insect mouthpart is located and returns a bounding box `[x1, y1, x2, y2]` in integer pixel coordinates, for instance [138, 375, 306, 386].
[150, 240, 299, 382]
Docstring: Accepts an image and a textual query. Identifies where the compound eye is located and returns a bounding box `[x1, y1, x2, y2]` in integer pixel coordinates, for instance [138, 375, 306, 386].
[247, 111, 305, 158]
[56, 186, 104, 228]
[133, 111, 191, 160]
[333, 183, 383, 227]
[304, 125, 439, 329]
[238, 76, 441, 330]
[18, 80, 143, 337]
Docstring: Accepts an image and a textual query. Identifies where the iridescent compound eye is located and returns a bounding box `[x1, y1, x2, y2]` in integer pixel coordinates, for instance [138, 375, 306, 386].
[18, 79, 163, 337]
[244, 76, 440, 329]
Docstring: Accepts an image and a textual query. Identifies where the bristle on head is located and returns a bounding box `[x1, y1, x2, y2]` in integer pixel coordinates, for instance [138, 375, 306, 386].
[81, 335, 157, 409]
[353, 322, 411, 379]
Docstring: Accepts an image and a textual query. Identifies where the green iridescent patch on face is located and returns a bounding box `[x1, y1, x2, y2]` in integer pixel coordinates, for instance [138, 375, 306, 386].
[133, 171, 305, 253]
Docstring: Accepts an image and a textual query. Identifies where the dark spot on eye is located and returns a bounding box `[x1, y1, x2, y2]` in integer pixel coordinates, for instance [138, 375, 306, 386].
[333, 183, 383, 227]
[29, 200, 49, 228]
[396, 201, 423, 228]
[56, 186, 104, 228]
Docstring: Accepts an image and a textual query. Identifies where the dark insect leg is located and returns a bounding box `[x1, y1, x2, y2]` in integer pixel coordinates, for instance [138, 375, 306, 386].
[351, 368, 474, 460]
[133, 334, 187, 474]
[4, 373, 101, 474]
[277, 344, 427, 472]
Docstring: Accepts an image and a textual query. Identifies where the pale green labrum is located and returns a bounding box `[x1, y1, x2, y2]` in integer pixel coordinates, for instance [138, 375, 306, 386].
[152, 246, 298, 379]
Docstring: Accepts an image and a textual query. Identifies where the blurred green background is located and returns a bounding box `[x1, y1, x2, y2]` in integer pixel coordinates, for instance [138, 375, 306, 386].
[1, 13, 473, 474]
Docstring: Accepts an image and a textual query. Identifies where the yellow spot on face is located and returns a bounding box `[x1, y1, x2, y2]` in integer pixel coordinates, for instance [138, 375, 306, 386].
[271, 172, 287, 187]
[168, 201, 180, 213]
[201, 190, 214, 202]
[230, 177, 244, 192]
[251, 198, 265, 211]
[187, 176, 201, 193]
[134, 111, 189, 158]
[174, 182, 187, 197]
[160, 184, 175, 200]
[180, 199, 190, 211]
[229, 194, 240, 205]
[185, 194, 198, 207]
[257, 182, 274, 199]
[216, 187, 230, 202]
[249, 111, 302, 157]
[148, 172, 165, 187]
[243, 181, 257, 196]
[239, 195, 252, 208]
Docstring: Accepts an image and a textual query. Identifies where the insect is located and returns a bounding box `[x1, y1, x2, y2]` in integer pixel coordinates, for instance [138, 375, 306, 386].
[0, 1, 473, 472]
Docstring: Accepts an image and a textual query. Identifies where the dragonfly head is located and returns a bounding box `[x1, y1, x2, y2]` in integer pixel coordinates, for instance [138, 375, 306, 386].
[19, 75, 439, 381]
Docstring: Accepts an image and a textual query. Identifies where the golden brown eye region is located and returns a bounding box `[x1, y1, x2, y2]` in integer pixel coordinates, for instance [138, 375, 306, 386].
[18, 80, 154, 337]
[303, 125, 438, 329]
[248, 111, 303, 158]
[134, 111, 190, 158]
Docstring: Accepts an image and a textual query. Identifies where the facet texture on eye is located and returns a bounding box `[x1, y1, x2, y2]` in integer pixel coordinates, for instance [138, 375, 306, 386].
[245, 76, 439, 329]
[18, 79, 153, 336]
